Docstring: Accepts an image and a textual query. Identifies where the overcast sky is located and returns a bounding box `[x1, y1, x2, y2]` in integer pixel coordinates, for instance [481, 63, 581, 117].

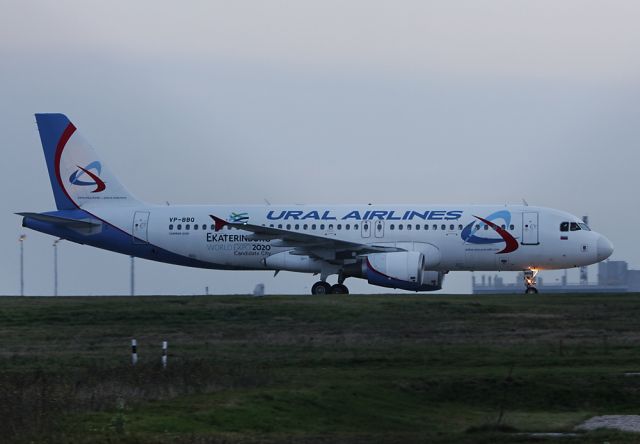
[1, 1, 639, 295]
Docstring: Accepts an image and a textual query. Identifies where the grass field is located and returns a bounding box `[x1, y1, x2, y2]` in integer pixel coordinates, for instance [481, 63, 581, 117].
[1, 293, 640, 443]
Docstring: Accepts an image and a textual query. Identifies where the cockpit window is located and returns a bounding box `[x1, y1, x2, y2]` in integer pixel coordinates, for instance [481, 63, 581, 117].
[560, 222, 569, 232]
[578, 223, 591, 231]
[570, 222, 581, 231]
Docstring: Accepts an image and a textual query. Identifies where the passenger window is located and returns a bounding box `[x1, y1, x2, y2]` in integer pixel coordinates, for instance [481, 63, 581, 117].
[177, 224, 182, 230]
[312, 224, 317, 230]
[169, 224, 173, 230]
[560, 222, 569, 232]
[441, 224, 446, 230]
[346, 224, 351, 230]
[295, 224, 299, 230]
[337, 224, 342, 230]
[320, 224, 325, 230]
[449, 224, 454, 230]
[425, 224, 429, 230]
[570, 222, 581, 231]
[415, 224, 420, 230]
[433, 224, 438, 230]
[303, 224, 308, 230]
[194, 224, 198, 230]
[458, 224, 463, 230]
[278, 224, 283, 229]
[185, 224, 190, 230]
[390, 224, 395, 230]
[329, 224, 334, 230]
[398, 224, 403, 230]
[407, 224, 412, 230]
[286, 224, 291, 230]
[501, 224, 505, 229]
[510, 224, 514, 230]
[269, 224, 274, 228]
[354, 224, 359, 230]
[210, 224, 214, 230]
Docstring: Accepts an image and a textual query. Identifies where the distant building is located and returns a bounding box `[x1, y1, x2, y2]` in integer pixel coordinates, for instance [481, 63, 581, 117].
[472, 260, 637, 294]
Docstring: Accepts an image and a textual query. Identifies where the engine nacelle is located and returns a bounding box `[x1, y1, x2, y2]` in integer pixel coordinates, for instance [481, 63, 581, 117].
[366, 251, 423, 283]
[361, 252, 445, 292]
[361, 251, 428, 291]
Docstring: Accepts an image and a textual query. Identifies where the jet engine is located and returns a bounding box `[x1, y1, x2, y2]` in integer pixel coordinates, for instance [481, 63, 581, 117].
[361, 251, 444, 291]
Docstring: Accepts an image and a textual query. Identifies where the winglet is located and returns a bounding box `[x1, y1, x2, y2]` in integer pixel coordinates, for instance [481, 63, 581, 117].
[210, 215, 229, 232]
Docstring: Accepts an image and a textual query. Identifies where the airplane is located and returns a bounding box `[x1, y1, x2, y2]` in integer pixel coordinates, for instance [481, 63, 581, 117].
[18, 113, 614, 295]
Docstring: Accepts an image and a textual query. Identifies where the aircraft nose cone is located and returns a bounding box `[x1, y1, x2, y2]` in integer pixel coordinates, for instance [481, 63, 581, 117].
[597, 236, 614, 261]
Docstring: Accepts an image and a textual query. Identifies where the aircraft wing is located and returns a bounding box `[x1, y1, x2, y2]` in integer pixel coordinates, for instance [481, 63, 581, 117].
[210, 215, 401, 258]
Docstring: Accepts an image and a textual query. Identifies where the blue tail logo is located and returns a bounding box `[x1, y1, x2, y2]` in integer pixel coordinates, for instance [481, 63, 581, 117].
[69, 161, 106, 193]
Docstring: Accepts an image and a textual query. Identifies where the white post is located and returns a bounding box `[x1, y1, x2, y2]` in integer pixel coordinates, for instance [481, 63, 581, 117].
[162, 341, 168, 368]
[131, 339, 138, 365]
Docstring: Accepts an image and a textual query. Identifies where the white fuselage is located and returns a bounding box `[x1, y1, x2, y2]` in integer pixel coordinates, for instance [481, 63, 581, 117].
[90, 203, 610, 273]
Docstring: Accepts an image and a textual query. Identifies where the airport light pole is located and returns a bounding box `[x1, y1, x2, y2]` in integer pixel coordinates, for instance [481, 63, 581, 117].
[130, 256, 135, 296]
[53, 239, 62, 296]
[19, 234, 26, 296]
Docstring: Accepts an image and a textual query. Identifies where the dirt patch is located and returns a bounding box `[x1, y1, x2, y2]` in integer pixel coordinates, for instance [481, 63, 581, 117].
[576, 415, 640, 433]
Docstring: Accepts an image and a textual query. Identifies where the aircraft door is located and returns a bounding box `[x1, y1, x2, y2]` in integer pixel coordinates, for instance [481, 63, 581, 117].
[374, 220, 385, 238]
[361, 220, 371, 238]
[521, 212, 539, 245]
[132, 211, 150, 244]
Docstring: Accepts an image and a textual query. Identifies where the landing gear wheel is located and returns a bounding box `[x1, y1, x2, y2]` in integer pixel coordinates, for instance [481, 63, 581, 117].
[311, 281, 332, 295]
[522, 269, 539, 295]
[330, 284, 349, 295]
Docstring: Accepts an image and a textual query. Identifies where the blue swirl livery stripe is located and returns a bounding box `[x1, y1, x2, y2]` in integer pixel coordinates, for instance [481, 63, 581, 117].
[461, 210, 519, 254]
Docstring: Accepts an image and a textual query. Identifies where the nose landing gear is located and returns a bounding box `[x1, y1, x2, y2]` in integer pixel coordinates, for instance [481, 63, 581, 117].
[523, 269, 539, 294]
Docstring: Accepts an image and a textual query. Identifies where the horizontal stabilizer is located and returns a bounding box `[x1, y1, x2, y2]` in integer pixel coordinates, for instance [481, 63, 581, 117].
[16, 212, 101, 228]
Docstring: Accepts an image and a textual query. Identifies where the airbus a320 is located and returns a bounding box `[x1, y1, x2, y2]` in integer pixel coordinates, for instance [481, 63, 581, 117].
[18, 114, 614, 295]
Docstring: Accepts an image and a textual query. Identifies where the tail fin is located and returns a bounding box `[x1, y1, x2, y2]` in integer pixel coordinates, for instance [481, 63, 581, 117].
[35, 113, 140, 210]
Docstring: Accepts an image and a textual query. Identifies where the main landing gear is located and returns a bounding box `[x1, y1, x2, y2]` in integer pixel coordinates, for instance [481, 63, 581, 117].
[311, 281, 349, 295]
[523, 269, 539, 294]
